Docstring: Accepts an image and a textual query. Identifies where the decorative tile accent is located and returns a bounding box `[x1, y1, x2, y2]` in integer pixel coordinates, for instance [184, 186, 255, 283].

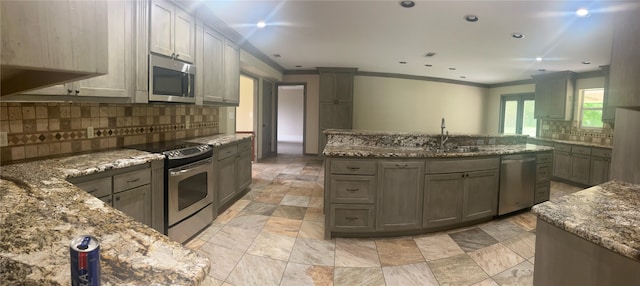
[0, 102, 220, 163]
[539, 119, 613, 146]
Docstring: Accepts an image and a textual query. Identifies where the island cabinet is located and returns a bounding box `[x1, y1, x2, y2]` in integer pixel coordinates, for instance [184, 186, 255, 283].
[423, 157, 499, 229]
[533, 71, 576, 120]
[534, 152, 553, 204]
[376, 161, 425, 231]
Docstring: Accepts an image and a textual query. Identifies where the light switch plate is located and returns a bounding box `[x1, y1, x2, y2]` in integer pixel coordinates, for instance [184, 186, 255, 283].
[87, 127, 94, 139]
[0, 132, 7, 147]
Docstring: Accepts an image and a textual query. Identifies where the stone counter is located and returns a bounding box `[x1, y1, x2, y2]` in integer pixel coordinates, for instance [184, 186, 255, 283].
[188, 133, 253, 146]
[532, 180, 640, 261]
[528, 137, 612, 149]
[0, 150, 211, 285]
[324, 143, 553, 158]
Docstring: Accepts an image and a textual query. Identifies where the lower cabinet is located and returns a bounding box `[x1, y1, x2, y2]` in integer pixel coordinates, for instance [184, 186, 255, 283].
[569, 154, 591, 185]
[214, 138, 252, 213]
[238, 141, 253, 191]
[217, 155, 238, 208]
[330, 204, 375, 232]
[590, 148, 612, 186]
[377, 161, 424, 231]
[113, 185, 151, 226]
[462, 170, 499, 221]
[553, 143, 611, 186]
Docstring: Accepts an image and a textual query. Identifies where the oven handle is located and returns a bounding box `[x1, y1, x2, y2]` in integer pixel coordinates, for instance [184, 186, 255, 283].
[169, 158, 213, 177]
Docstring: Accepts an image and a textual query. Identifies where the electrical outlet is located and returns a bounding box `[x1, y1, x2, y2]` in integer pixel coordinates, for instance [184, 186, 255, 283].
[87, 127, 94, 139]
[0, 132, 8, 147]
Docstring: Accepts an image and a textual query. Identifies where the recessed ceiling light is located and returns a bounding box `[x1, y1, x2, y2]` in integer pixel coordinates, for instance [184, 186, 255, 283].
[511, 33, 525, 39]
[576, 8, 590, 17]
[582, 60, 591, 64]
[400, 1, 415, 8]
[536, 57, 543, 62]
[449, 67, 456, 71]
[538, 69, 547, 72]
[425, 64, 433, 67]
[399, 61, 407, 64]
[464, 14, 479, 22]
[257, 21, 266, 28]
[273, 54, 281, 58]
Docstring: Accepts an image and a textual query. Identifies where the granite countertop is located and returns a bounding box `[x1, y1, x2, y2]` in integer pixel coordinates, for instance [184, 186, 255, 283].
[324, 128, 529, 138]
[532, 180, 640, 261]
[0, 150, 211, 285]
[530, 137, 612, 149]
[188, 133, 253, 146]
[323, 143, 553, 158]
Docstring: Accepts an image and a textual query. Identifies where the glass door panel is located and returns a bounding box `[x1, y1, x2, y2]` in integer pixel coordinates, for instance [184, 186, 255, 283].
[500, 94, 537, 136]
[502, 101, 518, 134]
[522, 99, 537, 137]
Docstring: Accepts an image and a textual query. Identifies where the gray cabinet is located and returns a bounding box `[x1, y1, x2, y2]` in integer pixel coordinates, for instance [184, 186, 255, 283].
[222, 40, 240, 105]
[318, 68, 357, 153]
[377, 161, 424, 231]
[600, 65, 615, 123]
[423, 173, 463, 228]
[68, 162, 161, 230]
[150, 0, 195, 63]
[535, 152, 552, 204]
[552, 144, 572, 180]
[590, 148, 611, 185]
[607, 10, 640, 116]
[569, 153, 591, 185]
[214, 139, 252, 212]
[533, 71, 575, 120]
[462, 170, 499, 221]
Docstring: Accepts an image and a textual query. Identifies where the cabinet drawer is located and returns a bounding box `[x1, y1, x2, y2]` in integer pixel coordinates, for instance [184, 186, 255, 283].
[537, 152, 553, 164]
[113, 168, 150, 193]
[534, 182, 550, 204]
[554, 143, 571, 152]
[330, 159, 377, 175]
[330, 204, 375, 231]
[74, 177, 112, 198]
[536, 164, 552, 182]
[426, 157, 499, 174]
[571, 146, 591, 156]
[218, 145, 238, 160]
[238, 140, 252, 152]
[330, 175, 375, 204]
[591, 147, 612, 158]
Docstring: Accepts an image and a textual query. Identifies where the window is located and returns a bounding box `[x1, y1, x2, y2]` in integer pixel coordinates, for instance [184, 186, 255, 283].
[499, 93, 537, 137]
[579, 88, 604, 129]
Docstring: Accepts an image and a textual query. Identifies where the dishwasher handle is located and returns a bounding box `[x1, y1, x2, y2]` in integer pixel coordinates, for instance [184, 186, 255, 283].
[502, 158, 536, 164]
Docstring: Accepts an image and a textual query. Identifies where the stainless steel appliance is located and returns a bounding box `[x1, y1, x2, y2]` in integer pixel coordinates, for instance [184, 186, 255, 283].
[498, 154, 536, 215]
[130, 141, 214, 243]
[149, 53, 196, 103]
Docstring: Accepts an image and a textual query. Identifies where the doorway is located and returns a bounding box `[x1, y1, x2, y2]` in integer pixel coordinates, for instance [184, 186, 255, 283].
[261, 80, 275, 159]
[276, 84, 306, 155]
[499, 93, 537, 136]
[236, 74, 257, 161]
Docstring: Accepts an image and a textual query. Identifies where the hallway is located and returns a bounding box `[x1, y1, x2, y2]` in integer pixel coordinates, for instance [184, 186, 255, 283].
[187, 154, 582, 285]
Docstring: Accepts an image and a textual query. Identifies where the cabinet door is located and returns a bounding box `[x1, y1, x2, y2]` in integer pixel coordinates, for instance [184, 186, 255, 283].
[553, 151, 571, 180]
[202, 27, 225, 103]
[319, 73, 335, 102]
[377, 161, 424, 231]
[608, 10, 640, 110]
[335, 74, 354, 102]
[534, 80, 550, 119]
[173, 7, 195, 63]
[150, 0, 174, 58]
[570, 154, 591, 185]
[462, 169, 499, 221]
[217, 155, 238, 208]
[589, 157, 610, 186]
[334, 103, 353, 129]
[319, 102, 335, 129]
[423, 173, 463, 228]
[238, 149, 252, 191]
[223, 40, 240, 104]
[545, 77, 569, 119]
[75, 0, 132, 98]
[113, 185, 152, 227]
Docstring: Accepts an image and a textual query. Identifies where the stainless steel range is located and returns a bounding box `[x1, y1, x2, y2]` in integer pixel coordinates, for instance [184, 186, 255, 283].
[130, 141, 214, 243]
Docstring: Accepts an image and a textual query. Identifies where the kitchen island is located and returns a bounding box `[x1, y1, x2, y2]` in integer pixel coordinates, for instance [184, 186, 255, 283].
[323, 129, 553, 239]
[0, 150, 211, 285]
[531, 180, 640, 285]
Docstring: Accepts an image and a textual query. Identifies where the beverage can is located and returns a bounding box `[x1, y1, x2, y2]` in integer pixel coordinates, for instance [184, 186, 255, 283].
[70, 235, 101, 286]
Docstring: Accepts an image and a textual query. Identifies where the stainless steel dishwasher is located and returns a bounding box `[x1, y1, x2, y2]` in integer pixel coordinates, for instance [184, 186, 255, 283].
[498, 154, 537, 215]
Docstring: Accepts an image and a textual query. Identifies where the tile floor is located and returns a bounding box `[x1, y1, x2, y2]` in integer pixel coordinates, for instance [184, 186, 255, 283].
[187, 154, 583, 286]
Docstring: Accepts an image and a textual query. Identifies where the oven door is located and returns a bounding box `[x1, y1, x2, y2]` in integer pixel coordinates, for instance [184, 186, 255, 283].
[167, 157, 214, 226]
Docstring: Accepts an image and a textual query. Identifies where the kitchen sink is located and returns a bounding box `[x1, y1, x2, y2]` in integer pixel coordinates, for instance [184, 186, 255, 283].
[437, 146, 481, 153]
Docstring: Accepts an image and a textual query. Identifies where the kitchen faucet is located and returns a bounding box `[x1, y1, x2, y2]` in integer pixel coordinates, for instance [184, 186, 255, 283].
[440, 117, 449, 151]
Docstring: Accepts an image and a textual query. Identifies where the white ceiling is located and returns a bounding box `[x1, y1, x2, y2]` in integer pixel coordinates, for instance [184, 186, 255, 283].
[203, 0, 639, 85]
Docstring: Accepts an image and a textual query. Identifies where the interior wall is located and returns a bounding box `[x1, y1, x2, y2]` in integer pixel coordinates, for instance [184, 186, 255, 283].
[236, 75, 255, 132]
[484, 84, 535, 134]
[353, 76, 489, 134]
[277, 87, 304, 142]
[282, 74, 319, 154]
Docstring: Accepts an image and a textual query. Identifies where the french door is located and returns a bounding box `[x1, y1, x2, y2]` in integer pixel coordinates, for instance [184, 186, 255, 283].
[500, 93, 537, 137]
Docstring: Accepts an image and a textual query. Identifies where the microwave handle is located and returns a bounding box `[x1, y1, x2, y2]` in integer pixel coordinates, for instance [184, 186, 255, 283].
[186, 66, 192, 97]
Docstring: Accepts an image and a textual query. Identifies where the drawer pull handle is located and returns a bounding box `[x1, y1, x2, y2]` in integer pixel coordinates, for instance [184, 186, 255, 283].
[345, 216, 359, 220]
[395, 164, 408, 168]
[346, 188, 359, 192]
[127, 178, 140, 183]
[346, 166, 360, 171]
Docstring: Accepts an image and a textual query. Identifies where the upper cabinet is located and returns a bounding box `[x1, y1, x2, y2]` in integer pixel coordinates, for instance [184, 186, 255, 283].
[150, 0, 195, 63]
[533, 71, 575, 121]
[223, 40, 241, 105]
[606, 9, 640, 116]
[1, 0, 108, 96]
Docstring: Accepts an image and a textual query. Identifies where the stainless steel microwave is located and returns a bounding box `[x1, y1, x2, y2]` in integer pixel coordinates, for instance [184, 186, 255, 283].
[149, 54, 196, 103]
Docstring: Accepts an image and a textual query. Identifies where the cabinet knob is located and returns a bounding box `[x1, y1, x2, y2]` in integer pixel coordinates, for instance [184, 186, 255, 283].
[67, 89, 73, 94]
[115, 196, 120, 201]
[175, 54, 180, 58]
[75, 90, 80, 95]
[461, 174, 465, 178]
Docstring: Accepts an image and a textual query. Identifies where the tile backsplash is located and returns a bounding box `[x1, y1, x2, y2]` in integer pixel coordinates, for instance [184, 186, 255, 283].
[0, 102, 219, 163]
[539, 119, 613, 146]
